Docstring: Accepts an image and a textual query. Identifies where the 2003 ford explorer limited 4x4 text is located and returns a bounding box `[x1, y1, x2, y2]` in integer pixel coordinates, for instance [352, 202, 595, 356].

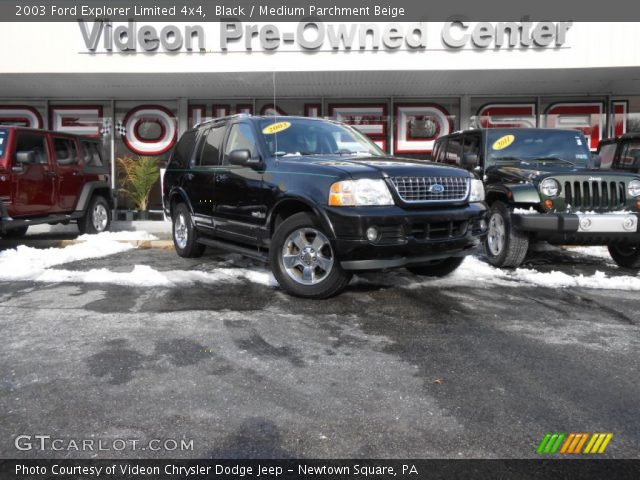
[163, 115, 487, 298]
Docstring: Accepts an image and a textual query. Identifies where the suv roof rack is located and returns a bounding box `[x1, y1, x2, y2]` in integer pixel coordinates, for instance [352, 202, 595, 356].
[194, 113, 251, 129]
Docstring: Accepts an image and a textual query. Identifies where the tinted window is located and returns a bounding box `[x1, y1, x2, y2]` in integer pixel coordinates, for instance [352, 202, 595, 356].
[200, 126, 226, 166]
[444, 137, 462, 166]
[15, 133, 48, 165]
[80, 141, 104, 167]
[171, 129, 197, 168]
[54, 138, 79, 166]
[599, 143, 617, 170]
[616, 141, 640, 171]
[463, 135, 480, 157]
[224, 123, 257, 164]
[0, 129, 7, 158]
[433, 139, 447, 162]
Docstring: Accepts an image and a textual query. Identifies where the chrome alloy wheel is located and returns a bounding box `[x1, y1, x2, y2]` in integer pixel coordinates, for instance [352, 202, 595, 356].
[92, 203, 109, 232]
[487, 212, 506, 256]
[281, 228, 334, 285]
[174, 213, 188, 249]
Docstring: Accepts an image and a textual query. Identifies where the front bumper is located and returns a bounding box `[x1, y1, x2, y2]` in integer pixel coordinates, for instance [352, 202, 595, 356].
[512, 212, 639, 234]
[323, 203, 488, 271]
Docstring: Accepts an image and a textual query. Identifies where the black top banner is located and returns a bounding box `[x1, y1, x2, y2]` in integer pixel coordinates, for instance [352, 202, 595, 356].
[2, 0, 640, 21]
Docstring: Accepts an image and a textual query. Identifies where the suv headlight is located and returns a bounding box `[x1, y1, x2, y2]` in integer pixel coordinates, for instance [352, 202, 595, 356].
[329, 179, 394, 206]
[469, 179, 485, 202]
[628, 179, 640, 197]
[540, 178, 560, 197]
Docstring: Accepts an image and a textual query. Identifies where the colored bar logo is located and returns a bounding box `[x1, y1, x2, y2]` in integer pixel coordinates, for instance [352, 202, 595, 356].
[537, 433, 613, 454]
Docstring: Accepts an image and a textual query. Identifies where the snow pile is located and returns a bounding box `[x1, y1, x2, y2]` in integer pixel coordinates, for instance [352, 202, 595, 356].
[33, 265, 276, 288]
[0, 237, 134, 281]
[0, 234, 275, 287]
[405, 255, 640, 291]
[77, 231, 158, 242]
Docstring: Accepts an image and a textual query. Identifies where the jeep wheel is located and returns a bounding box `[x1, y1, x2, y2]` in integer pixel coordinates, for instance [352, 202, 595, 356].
[270, 212, 352, 299]
[0, 226, 28, 238]
[484, 201, 529, 268]
[407, 257, 465, 277]
[608, 244, 640, 269]
[172, 203, 205, 258]
[78, 195, 111, 234]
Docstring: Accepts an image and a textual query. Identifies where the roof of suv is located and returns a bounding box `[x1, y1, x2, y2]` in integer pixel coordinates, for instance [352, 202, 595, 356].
[0, 125, 101, 140]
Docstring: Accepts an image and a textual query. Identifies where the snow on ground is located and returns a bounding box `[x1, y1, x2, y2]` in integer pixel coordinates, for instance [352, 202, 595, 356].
[0, 234, 638, 291]
[401, 255, 640, 291]
[0, 236, 134, 281]
[77, 231, 159, 242]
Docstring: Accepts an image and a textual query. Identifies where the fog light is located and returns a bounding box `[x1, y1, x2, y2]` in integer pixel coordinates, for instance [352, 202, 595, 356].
[479, 219, 487, 231]
[366, 226, 379, 242]
[623, 216, 636, 231]
[580, 217, 592, 230]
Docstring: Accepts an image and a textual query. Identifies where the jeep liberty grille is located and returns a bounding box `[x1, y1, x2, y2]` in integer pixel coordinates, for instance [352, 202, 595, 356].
[390, 176, 470, 203]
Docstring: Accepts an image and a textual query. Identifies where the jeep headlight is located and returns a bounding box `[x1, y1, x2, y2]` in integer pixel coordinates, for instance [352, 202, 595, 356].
[469, 179, 485, 202]
[329, 179, 394, 206]
[628, 179, 640, 197]
[540, 178, 560, 197]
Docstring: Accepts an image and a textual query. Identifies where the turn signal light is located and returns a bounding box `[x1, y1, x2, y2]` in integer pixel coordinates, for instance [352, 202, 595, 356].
[544, 199, 554, 210]
[636, 199, 640, 210]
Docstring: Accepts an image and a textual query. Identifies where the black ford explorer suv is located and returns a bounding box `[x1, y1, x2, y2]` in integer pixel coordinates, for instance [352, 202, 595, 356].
[163, 115, 487, 298]
[433, 128, 640, 269]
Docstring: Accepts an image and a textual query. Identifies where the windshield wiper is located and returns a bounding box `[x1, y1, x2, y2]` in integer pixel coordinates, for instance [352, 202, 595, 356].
[492, 156, 529, 163]
[535, 156, 576, 166]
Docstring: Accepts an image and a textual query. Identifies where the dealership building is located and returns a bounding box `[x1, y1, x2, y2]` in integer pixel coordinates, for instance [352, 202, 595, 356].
[1, 21, 639, 210]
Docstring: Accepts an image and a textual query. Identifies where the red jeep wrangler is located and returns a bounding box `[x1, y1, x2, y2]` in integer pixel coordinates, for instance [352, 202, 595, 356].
[0, 126, 113, 238]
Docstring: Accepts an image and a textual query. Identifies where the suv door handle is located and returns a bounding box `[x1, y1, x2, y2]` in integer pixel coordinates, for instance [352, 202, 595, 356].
[44, 171, 57, 178]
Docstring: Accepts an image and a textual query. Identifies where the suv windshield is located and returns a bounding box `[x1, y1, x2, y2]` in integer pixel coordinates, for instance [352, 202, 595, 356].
[486, 130, 592, 167]
[258, 118, 383, 157]
[0, 128, 7, 158]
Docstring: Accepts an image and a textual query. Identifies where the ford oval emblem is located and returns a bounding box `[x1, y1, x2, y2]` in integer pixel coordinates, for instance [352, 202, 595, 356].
[429, 183, 445, 194]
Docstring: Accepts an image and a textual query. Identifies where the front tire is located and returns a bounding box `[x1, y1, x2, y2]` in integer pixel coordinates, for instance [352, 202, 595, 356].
[172, 203, 205, 258]
[608, 244, 640, 269]
[78, 195, 111, 234]
[270, 212, 352, 299]
[0, 226, 29, 238]
[407, 257, 464, 277]
[484, 201, 529, 268]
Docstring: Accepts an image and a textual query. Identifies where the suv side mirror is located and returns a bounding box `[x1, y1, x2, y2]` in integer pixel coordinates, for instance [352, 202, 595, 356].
[228, 149, 260, 167]
[15, 150, 36, 165]
[589, 153, 602, 169]
[461, 152, 480, 171]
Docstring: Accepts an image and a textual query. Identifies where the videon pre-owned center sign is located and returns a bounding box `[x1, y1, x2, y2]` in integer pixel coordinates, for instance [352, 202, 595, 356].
[78, 21, 573, 52]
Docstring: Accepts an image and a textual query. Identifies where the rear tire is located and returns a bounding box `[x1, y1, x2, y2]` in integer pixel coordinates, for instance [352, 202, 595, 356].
[0, 226, 28, 238]
[78, 195, 111, 234]
[484, 201, 529, 268]
[608, 244, 640, 269]
[270, 212, 352, 299]
[407, 257, 464, 277]
[172, 203, 205, 258]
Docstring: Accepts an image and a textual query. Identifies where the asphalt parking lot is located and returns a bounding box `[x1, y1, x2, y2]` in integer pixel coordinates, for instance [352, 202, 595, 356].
[0, 232, 639, 459]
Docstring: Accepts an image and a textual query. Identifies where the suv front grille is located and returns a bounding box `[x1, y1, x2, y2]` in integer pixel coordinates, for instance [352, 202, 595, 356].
[390, 176, 469, 203]
[564, 180, 626, 211]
